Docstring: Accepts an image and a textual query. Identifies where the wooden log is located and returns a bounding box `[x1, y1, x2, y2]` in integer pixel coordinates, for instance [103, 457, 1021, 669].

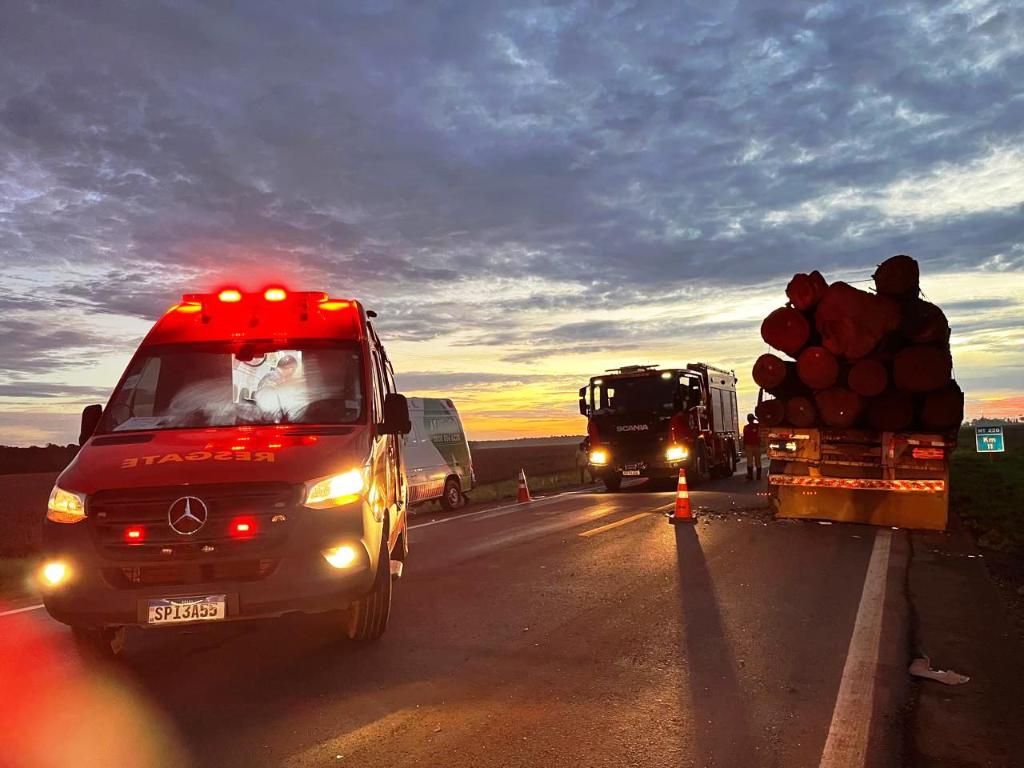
[847, 358, 888, 398]
[755, 396, 786, 427]
[900, 298, 950, 344]
[785, 396, 818, 428]
[814, 387, 864, 428]
[921, 381, 964, 431]
[815, 282, 901, 359]
[873, 254, 920, 297]
[785, 270, 828, 311]
[893, 345, 953, 393]
[868, 390, 914, 431]
[761, 307, 810, 357]
[796, 346, 839, 390]
[752, 353, 792, 392]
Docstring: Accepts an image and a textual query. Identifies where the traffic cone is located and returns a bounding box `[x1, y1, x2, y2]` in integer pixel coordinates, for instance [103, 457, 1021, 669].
[668, 468, 694, 525]
[516, 468, 532, 503]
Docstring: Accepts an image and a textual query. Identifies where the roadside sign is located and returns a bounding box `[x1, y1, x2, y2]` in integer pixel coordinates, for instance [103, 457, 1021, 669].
[975, 426, 1005, 453]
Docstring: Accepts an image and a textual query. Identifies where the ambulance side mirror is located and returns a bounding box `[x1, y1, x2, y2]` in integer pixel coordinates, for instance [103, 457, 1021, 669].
[80, 404, 103, 445]
[381, 393, 412, 435]
[578, 387, 588, 416]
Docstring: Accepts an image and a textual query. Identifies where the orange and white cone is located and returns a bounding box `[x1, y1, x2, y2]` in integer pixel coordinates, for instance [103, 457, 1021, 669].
[668, 468, 694, 525]
[517, 468, 532, 503]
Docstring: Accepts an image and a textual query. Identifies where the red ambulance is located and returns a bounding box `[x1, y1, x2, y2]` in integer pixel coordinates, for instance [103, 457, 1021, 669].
[40, 288, 412, 657]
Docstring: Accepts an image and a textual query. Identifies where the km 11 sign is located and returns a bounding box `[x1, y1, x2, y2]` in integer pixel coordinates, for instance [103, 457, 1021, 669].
[975, 426, 1005, 453]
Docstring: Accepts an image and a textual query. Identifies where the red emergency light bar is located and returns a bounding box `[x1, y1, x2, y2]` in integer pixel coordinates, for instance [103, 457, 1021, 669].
[152, 290, 364, 346]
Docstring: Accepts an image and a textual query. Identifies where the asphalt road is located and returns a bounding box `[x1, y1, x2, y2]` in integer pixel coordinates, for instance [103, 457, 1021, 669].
[1, 470, 911, 768]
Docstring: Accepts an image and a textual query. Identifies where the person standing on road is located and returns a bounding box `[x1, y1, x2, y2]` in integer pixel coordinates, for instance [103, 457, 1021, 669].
[742, 413, 762, 481]
[576, 439, 590, 484]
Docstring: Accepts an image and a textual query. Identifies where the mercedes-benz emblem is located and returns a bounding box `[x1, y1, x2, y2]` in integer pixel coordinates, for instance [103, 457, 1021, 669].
[168, 496, 209, 535]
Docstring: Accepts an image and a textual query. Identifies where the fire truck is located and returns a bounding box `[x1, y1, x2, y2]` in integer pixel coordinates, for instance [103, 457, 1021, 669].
[578, 363, 740, 491]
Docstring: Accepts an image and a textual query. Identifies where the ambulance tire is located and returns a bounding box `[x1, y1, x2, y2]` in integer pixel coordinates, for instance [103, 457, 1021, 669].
[603, 474, 622, 492]
[72, 625, 127, 661]
[344, 534, 392, 642]
[441, 477, 462, 511]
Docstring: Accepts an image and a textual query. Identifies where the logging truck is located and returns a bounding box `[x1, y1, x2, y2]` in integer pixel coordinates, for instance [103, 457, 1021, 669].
[579, 363, 739, 491]
[754, 256, 959, 530]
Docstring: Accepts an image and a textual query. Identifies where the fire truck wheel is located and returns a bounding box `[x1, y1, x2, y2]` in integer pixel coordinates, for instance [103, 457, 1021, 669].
[71, 625, 127, 660]
[344, 534, 392, 642]
[441, 477, 462, 510]
[603, 474, 622, 492]
[712, 447, 737, 478]
[694, 447, 710, 483]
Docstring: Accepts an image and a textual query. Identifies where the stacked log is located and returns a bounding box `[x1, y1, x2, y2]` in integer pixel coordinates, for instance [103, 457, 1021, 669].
[754, 256, 962, 432]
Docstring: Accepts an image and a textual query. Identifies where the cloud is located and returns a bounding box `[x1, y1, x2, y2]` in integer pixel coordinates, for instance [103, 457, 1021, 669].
[0, 0, 1022, 443]
[0, 319, 118, 374]
[396, 371, 551, 391]
[0, 383, 111, 399]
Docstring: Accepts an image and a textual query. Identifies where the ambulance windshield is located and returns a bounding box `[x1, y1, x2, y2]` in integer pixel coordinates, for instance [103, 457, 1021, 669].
[101, 341, 364, 432]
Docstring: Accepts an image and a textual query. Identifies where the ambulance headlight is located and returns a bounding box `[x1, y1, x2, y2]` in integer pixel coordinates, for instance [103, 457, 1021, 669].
[47, 485, 87, 523]
[589, 449, 609, 466]
[666, 445, 688, 462]
[304, 470, 365, 509]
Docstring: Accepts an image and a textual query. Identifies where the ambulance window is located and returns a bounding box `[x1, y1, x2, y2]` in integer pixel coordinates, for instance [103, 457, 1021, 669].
[383, 357, 397, 395]
[369, 349, 385, 421]
[132, 357, 161, 417]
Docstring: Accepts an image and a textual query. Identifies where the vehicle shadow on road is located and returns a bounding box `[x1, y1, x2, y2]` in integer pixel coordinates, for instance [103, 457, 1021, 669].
[673, 523, 760, 765]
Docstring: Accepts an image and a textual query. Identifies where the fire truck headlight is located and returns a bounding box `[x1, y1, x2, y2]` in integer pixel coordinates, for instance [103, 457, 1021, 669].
[666, 445, 688, 462]
[46, 485, 87, 524]
[589, 449, 609, 466]
[304, 470, 365, 509]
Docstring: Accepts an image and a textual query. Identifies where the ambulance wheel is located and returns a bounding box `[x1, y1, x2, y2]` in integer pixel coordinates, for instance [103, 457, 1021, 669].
[441, 477, 462, 510]
[345, 535, 392, 642]
[603, 474, 622, 492]
[71, 625, 127, 660]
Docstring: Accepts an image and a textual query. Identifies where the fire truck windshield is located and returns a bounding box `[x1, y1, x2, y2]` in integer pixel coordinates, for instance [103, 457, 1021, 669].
[593, 375, 680, 416]
[100, 341, 364, 432]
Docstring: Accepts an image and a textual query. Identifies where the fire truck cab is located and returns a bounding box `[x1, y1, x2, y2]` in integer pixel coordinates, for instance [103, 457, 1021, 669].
[579, 363, 739, 491]
[40, 288, 412, 657]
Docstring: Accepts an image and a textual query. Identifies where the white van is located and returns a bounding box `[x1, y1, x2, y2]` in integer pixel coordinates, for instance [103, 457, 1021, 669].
[405, 397, 474, 509]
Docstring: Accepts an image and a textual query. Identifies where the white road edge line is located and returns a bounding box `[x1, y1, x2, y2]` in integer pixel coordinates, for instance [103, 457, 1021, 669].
[408, 490, 582, 530]
[819, 528, 893, 768]
[0, 603, 45, 617]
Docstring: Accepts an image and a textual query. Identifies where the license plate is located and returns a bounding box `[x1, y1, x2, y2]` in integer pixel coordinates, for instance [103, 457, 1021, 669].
[148, 595, 226, 625]
[623, 469, 642, 476]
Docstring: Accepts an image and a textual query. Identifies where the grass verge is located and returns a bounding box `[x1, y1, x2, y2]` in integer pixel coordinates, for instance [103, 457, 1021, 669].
[465, 469, 590, 503]
[952, 425, 1023, 554]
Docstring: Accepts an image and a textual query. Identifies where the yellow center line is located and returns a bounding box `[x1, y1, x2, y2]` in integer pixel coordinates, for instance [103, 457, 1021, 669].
[578, 510, 658, 538]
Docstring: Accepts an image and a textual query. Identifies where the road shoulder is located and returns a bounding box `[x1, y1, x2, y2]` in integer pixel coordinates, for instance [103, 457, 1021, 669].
[905, 516, 1024, 767]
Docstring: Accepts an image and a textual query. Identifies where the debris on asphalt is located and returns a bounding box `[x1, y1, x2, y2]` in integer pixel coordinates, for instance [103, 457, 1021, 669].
[909, 656, 970, 685]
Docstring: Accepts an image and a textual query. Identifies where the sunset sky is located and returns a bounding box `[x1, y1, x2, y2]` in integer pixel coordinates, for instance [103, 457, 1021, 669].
[2, 1, 1022, 446]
